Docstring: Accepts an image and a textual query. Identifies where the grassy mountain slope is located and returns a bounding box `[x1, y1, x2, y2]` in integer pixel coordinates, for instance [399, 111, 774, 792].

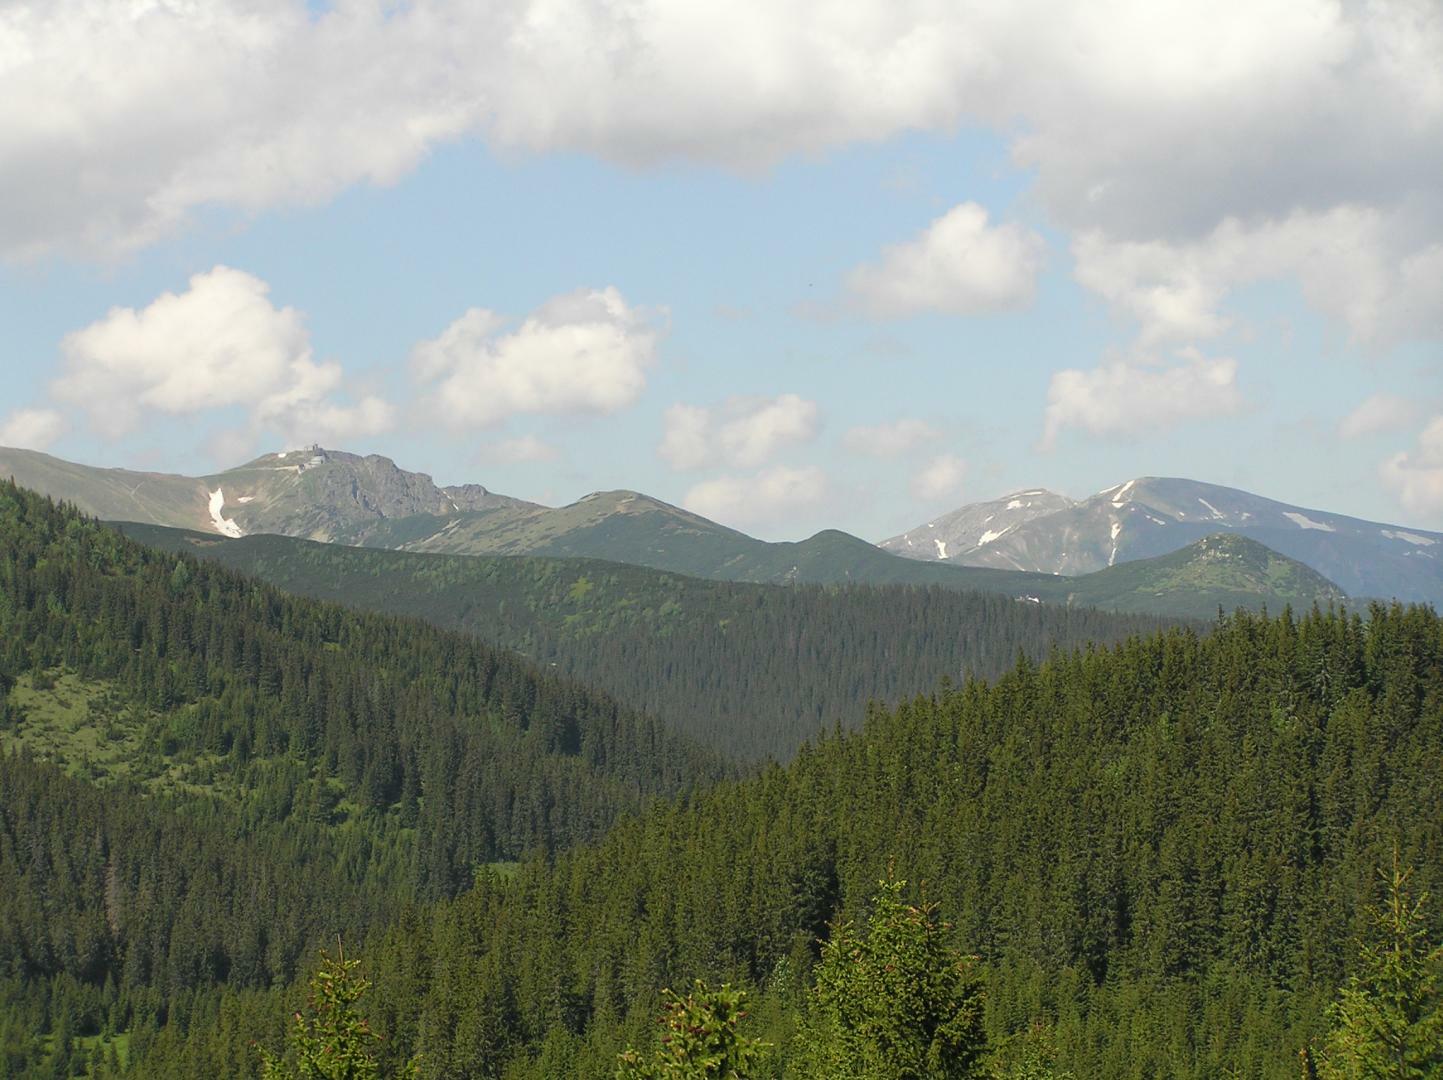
[116, 522, 1176, 760]
[1048, 533, 1349, 619]
[0, 446, 211, 528]
[328, 492, 1069, 590]
[0, 445, 1074, 591]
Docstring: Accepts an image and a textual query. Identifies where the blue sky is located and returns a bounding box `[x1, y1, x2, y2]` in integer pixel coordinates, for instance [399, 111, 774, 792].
[2, 1, 1440, 540]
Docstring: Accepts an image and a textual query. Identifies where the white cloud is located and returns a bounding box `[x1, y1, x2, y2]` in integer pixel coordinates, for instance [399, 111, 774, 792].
[846, 203, 1045, 317]
[1073, 208, 1443, 349]
[481, 435, 561, 463]
[1380, 417, 1443, 520]
[6, 0, 1443, 361]
[52, 265, 392, 444]
[1040, 351, 1245, 449]
[683, 465, 828, 531]
[414, 288, 662, 428]
[719, 394, 820, 467]
[657, 404, 714, 470]
[844, 418, 940, 458]
[658, 394, 820, 470]
[0, 407, 67, 450]
[1340, 394, 1421, 440]
[911, 454, 967, 502]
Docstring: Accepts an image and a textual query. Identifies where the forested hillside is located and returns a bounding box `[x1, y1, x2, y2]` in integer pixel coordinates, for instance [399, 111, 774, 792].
[119, 523, 1174, 760]
[113, 603, 1443, 1077]
[0, 483, 728, 1075]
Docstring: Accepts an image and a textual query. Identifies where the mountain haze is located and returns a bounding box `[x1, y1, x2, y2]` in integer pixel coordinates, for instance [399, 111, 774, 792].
[0, 445, 1053, 591]
[883, 476, 1442, 605]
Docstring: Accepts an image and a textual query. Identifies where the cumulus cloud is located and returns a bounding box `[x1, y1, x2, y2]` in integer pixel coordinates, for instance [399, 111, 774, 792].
[413, 288, 662, 428]
[846, 203, 1045, 317]
[5, 0, 1442, 380]
[1380, 417, 1443, 520]
[657, 404, 714, 471]
[1040, 351, 1245, 449]
[4, 3, 1437, 274]
[843, 418, 940, 457]
[1340, 394, 1422, 440]
[658, 394, 820, 470]
[1073, 209, 1443, 348]
[52, 265, 393, 444]
[481, 435, 561, 463]
[0, 407, 67, 450]
[911, 454, 967, 502]
[683, 465, 828, 531]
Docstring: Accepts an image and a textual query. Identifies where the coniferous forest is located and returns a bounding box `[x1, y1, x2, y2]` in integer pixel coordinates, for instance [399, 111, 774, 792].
[117, 522, 1175, 761]
[3, 482, 1442, 1077]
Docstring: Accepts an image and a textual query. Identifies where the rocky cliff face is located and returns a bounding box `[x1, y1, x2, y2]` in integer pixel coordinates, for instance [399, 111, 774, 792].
[205, 447, 536, 541]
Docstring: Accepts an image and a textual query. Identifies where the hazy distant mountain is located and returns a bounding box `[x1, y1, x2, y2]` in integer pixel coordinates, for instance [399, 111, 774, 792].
[0, 446, 1394, 607]
[123, 513, 1342, 636]
[0, 444, 1050, 591]
[0, 444, 533, 542]
[882, 476, 1442, 606]
[882, 488, 1078, 563]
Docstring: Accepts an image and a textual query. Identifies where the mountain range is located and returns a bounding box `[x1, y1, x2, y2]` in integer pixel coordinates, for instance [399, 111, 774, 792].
[3, 443, 1431, 611]
[882, 475, 1443, 606]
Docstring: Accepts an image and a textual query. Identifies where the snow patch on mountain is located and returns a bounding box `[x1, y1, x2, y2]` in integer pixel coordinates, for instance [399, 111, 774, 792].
[1284, 511, 1335, 532]
[1383, 529, 1436, 547]
[934, 538, 948, 560]
[1198, 498, 1224, 519]
[208, 489, 244, 538]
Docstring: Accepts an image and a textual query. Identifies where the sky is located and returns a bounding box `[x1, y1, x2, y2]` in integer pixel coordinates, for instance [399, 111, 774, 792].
[2, 0, 1441, 542]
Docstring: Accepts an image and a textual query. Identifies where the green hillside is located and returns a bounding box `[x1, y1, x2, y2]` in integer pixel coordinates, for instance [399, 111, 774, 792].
[0, 445, 210, 528]
[112, 603, 1443, 1078]
[0, 478, 723, 865]
[1051, 532, 1349, 618]
[116, 521, 1176, 760]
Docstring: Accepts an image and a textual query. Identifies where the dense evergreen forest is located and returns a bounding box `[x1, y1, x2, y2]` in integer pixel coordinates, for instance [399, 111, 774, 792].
[89, 607, 1443, 1073]
[4, 482, 1441, 1076]
[0, 483, 728, 1075]
[119, 524, 1174, 760]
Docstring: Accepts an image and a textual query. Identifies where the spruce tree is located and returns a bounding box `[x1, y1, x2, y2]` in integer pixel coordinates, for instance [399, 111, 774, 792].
[793, 877, 987, 1079]
[1319, 859, 1443, 1078]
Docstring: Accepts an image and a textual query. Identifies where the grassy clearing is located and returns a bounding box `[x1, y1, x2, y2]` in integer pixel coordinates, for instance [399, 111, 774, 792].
[3, 670, 227, 802]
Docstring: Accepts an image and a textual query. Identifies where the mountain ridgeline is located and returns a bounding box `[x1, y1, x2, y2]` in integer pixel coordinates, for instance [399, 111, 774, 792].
[99, 600, 1443, 1078]
[0, 445, 1045, 591]
[0, 446, 1394, 611]
[883, 476, 1443, 606]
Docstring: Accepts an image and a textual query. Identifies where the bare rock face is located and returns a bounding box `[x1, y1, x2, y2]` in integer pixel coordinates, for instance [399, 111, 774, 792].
[207, 447, 537, 542]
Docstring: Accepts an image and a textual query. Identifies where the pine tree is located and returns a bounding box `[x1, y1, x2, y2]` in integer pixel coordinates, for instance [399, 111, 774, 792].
[260, 945, 417, 1080]
[1319, 858, 1443, 1078]
[616, 980, 767, 1079]
[793, 877, 987, 1079]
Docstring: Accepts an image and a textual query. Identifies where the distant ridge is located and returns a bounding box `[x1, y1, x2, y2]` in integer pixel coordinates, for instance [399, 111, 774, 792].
[882, 476, 1442, 606]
